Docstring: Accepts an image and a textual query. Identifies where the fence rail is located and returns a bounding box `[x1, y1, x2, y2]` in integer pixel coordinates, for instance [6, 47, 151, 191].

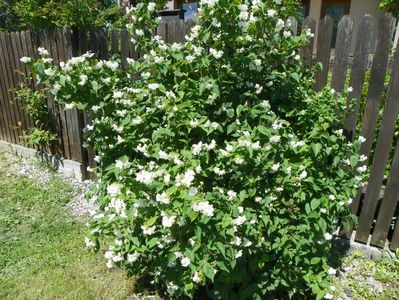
[1, 14, 399, 250]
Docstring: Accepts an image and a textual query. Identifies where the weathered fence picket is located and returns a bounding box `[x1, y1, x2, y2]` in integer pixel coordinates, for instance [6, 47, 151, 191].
[300, 16, 316, 68]
[331, 16, 353, 94]
[314, 15, 333, 91]
[1, 14, 399, 250]
[343, 15, 375, 142]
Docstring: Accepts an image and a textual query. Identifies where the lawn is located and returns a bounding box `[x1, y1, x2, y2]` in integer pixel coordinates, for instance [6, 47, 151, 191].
[0, 151, 139, 300]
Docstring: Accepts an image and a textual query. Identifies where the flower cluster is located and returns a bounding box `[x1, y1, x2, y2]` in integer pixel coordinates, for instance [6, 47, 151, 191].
[22, 0, 365, 298]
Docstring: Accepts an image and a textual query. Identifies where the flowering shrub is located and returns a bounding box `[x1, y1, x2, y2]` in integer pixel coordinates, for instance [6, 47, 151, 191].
[22, 0, 366, 298]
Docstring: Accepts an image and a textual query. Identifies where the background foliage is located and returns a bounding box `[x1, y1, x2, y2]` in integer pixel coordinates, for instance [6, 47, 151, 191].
[0, 0, 124, 31]
[379, 0, 399, 17]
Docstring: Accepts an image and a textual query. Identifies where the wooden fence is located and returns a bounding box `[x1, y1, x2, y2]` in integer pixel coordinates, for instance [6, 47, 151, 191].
[1, 14, 399, 250]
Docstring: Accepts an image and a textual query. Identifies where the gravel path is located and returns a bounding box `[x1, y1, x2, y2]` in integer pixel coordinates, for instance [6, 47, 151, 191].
[0, 150, 97, 219]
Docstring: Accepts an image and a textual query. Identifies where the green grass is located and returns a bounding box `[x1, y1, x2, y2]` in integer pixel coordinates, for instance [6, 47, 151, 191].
[0, 154, 137, 300]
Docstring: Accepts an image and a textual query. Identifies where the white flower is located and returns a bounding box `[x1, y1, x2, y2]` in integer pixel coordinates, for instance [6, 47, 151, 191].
[148, 2, 156, 11]
[112, 253, 123, 262]
[159, 150, 169, 160]
[192, 272, 200, 283]
[359, 155, 367, 162]
[206, 139, 216, 150]
[162, 212, 176, 228]
[328, 195, 336, 200]
[192, 201, 214, 217]
[163, 173, 171, 185]
[192, 142, 204, 155]
[327, 267, 337, 275]
[358, 136, 366, 143]
[255, 84, 263, 94]
[275, 19, 285, 32]
[106, 260, 113, 269]
[136, 170, 155, 185]
[127, 253, 140, 263]
[181, 257, 191, 267]
[79, 74, 88, 85]
[347, 86, 354, 93]
[267, 9, 277, 17]
[270, 135, 281, 143]
[324, 233, 333, 240]
[252, 141, 261, 150]
[231, 236, 242, 246]
[141, 225, 156, 235]
[235, 250, 243, 258]
[195, 165, 202, 173]
[156, 192, 170, 204]
[132, 116, 142, 125]
[84, 237, 95, 248]
[20, 56, 32, 63]
[324, 294, 334, 299]
[320, 208, 327, 214]
[234, 157, 244, 165]
[117, 135, 124, 144]
[260, 100, 270, 109]
[270, 163, 280, 173]
[65, 103, 75, 109]
[105, 61, 119, 70]
[176, 170, 196, 187]
[115, 159, 130, 169]
[283, 31, 292, 38]
[113, 91, 123, 98]
[148, 83, 159, 90]
[227, 190, 237, 199]
[357, 165, 367, 173]
[38, 47, 49, 56]
[299, 170, 307, 180]
[209, 48, 223, 59]
[190, 119, 199, 127]
[44, 68, 54, 76]
[135, 29, 144, 36]
[213, 167, 226, 175]
[186, 55, 195, 63]
[188, 187, 198, 196]
[232, 215, 247, 226]
[107, 183, 123, 197]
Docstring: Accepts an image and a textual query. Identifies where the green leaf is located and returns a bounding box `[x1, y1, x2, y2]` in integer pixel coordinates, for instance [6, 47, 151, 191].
[215, 242, 226, 257]
[145, 216, 158, 227]
[226, 108, 234, 118]
[310, 199, 320, 210]
[257, 125, 269, 136]
[222, 217, 232, 228]
[147, 238, 158, 249]
[203, 263, 215, 281]
[311, 143, 322, 156]
[311, 257, 321, 264]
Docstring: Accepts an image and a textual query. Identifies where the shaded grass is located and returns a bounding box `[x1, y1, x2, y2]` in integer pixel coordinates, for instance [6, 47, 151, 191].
[0, 154, 136, 300]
